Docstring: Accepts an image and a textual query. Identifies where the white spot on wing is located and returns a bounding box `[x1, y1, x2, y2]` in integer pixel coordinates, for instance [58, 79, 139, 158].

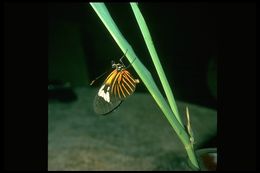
[98, 85, 110, 103]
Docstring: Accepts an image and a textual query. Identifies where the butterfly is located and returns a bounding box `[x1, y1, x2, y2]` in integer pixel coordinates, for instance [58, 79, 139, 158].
[91, 51, 139, 115]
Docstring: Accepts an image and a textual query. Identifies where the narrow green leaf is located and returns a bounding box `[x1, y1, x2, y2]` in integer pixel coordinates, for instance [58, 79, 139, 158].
[130, 3, 183, 128]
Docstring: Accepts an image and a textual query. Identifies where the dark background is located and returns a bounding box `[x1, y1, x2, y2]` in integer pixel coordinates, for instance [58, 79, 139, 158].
[48, 3, 218, 109]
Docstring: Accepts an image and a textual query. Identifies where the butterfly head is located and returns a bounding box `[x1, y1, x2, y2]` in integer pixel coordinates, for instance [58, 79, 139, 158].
[111, 61, 125, 71]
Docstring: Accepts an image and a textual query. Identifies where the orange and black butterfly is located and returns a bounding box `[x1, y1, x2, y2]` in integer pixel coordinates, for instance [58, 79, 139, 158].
[91, 51, 139, 115]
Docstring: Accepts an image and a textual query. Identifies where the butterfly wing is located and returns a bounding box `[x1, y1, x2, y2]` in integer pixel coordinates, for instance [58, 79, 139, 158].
[93, 83, 122, 115]
[93, 69, 138, 115]
[111, 70, 137, 100]
[93, 69, 122, 115]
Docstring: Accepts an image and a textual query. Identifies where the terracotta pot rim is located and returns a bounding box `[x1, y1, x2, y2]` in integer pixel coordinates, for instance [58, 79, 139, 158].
[196, 147, 217, 155]
[186, 147, 217, 171]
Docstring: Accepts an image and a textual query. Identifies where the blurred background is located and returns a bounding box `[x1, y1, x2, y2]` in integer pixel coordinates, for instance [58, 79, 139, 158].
[48, 3, 217, 109]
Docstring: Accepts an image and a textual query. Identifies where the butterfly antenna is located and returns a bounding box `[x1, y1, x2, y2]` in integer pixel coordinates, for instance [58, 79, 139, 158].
[90, 70, 109, 86]
[119, 49, 128, 64]
[118, 49, 137, 69]
[125, 56, 137, 69]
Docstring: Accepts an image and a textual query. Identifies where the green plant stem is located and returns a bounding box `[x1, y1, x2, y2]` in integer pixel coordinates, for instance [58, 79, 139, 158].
[89, 2, 199, 169]
[130, 3, 183, 128]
